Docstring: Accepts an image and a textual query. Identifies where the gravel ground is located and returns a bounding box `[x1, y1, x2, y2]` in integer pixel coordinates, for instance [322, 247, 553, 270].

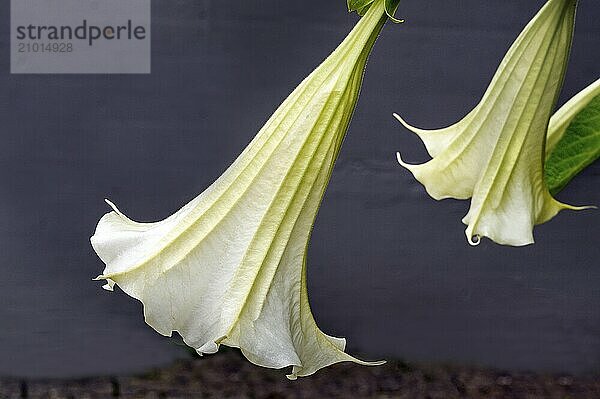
[1, 350, 599, 398]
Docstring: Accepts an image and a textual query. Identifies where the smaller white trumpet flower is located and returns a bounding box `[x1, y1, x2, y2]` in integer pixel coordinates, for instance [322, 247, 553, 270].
[396, 0, 587, 246]
[91, 1, 392, 379]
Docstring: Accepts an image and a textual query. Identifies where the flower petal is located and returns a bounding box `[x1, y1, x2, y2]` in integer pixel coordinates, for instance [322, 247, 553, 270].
[92, 0, 390, 379]
[396, 0, 582, 246]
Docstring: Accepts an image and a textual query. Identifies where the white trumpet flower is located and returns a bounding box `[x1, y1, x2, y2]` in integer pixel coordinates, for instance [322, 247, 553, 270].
[91, 1, 391, 379]
[396, 0, 586, 246]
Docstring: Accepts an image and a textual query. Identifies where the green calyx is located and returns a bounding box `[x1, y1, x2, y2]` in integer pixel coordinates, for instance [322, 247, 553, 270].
[347, 0, 403, 23]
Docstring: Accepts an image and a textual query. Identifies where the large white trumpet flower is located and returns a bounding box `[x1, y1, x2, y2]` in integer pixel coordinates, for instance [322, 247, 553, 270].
[91, 1, 391, 379]
[396, 0, 585, 246]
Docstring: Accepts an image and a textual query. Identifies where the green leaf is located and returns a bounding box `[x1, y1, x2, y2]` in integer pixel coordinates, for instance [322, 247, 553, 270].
[385, 0, 403, 23]
[348, 0, 403, 22]
[347, 0, 375, 15]
[545, 94, 600, 195]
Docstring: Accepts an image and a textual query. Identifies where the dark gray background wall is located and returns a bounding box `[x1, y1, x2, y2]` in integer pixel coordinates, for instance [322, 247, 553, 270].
[0, 0, 598, 378]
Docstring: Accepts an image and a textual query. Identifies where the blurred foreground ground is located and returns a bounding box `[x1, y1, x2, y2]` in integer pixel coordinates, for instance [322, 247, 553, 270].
[1, 350, 599, 399]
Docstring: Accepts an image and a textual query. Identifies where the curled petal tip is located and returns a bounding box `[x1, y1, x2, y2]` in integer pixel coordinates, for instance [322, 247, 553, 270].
[392, 112, 404, 125]
[387, 15, 405, 24]
[93, 275, 115, 291]
[562, 203, 597, 211]
[467, 234, 481, 247]
[393, 113, 439, 150]
[393, 113, 421, 134]
[396, 152, 421, 171]
[286, 373, 298, 381]
[395, 151, 402, 164]
[395, 151, 409, 168]
[197, 341, 219, 355]
[103, 198, 123, 214]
